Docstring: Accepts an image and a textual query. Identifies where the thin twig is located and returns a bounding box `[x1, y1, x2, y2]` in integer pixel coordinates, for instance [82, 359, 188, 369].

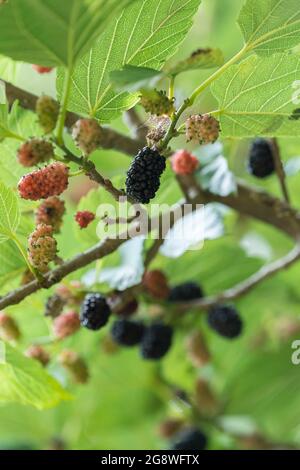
[176, 244, 300, 311]
[4, 81, 143, 155]
[270, 138, 290, 204]
[123, 108, 148, 141]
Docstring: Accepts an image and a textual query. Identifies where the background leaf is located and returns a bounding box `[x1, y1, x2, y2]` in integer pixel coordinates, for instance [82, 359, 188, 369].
[0, 0, 137, 67]
[57, 0, 202, 122]
[167, 47, 224, 75]
[0, 181, 20, 243]
[239, 0, 300, 55]
[110, 65, 162, 90]
[0, 343, 71, 409]
[211, 54, 300, 137]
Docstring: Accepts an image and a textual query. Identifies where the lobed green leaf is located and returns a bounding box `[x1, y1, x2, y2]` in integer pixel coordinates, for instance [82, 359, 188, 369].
[57, 0, 202, 122]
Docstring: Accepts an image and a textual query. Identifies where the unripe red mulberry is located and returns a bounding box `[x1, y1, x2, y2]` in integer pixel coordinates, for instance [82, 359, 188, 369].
[143, 270, 170, 300]
[74, 210, 95, 229]
[44, 294, 66, 318]
[157, 419, 184, 439]
[0, 312, 20, 341]
[59, 350, 89, 384]
[185, 331, 211, 367]
[53, 311, 80, 339]
[140, 89, 175, 116]
[194, 378, 218, 416]
[25, 345, 50, 366]
[32, 65, 53, 74]
[108, 293, 139, 317]
[18, 162, 69, 200]
[35, 197, 65, 233]
[72, 119, 103, 155]
[36, 95, 59, 134]
[28, 224, 57, 271]
[186, 114, 220, 144]
[17, 139, 54, 167]
[171, 150, 199, 175]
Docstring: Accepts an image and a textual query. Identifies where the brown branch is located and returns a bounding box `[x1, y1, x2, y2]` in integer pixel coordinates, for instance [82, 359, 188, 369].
[0, 236, 129, 310]
[176, 244, 300, 311]
[123, 108, 148, 141]
[4, 81, 143, 155]
[177, 174, 300, 240]
[270, 138, 290, 204]
[0, 204, 184, 310]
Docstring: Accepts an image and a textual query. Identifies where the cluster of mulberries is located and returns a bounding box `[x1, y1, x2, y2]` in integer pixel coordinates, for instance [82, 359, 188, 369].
[27, 224, 57, 271]
[125, 147, 166, 203]
[25, 345, 50, 367]
[17, 139, 54, 167]
[207, 304, 243, 339]
[59, 350, 89, 384]
[74, 210, 95, 229]
[35, 197, 65, 233]
[141, 323, 173, 360]
[53, 311, 81, 339]
[111, 319, 145, 346]
[143, 270, 170, 300]
[0, 312, 20, 341]
[110, 319, 173, 360]
[72, 118, 103, 155]
[248, 139, 275, 178]
[186, 114, 220, 145]
[171, 150, 199, 175]
[140, 89, 175, 116]
[168, 281, 204, 302]
[80, 293, 111, 330]
[36, 95, 60, 134]
[18, 162, 69, 200]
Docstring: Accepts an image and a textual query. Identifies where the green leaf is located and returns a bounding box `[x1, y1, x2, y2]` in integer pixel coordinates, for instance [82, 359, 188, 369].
[0, 240, 24, 288]
[110, 65, 162, 90]
[0, 181, 20, 243]
[239, 0, 300, 55]
[0, 105, 43, 186]
[58, 0, 202, 122]
[0, 0, 137, 67]
[211, 53, 300, 138]
[0, 343, 71, 409]
[167, 47, 224, 75]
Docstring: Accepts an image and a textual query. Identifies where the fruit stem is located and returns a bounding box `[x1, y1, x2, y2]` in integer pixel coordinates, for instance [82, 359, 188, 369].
[188, 45, 247, 106]
[56, 67, 73, 146]
[159, 45, 248, 152]
[69, 169, 85, 177]
[169, 75, 175, 101]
